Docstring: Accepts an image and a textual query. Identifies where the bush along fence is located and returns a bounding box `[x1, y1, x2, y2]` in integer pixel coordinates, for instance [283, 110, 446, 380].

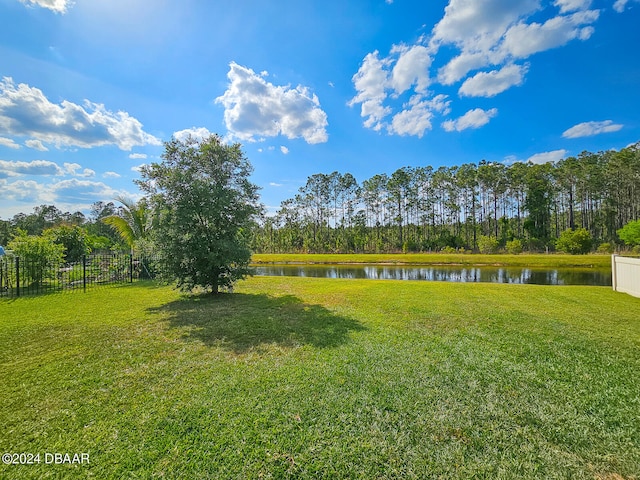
[0, 253, 162, 298]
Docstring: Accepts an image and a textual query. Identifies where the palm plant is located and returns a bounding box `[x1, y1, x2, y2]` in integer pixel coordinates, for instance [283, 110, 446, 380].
[101, 196, 151, 251]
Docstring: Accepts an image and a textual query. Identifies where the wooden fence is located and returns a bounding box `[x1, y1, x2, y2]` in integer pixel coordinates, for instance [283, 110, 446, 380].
[611, 255, 640, 298]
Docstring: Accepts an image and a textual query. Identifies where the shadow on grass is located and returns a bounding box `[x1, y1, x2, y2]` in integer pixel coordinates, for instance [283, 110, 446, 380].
[150, 293, 366, 353]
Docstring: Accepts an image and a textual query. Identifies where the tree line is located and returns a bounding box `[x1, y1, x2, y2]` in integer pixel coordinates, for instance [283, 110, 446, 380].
[252, 142, 640, 253]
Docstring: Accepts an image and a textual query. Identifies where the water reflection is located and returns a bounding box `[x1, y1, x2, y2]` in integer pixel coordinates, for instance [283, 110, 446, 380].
[253, 265, 611, 286]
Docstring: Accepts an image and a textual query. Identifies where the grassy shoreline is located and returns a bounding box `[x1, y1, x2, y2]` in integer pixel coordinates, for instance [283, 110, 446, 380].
[1, 278, 639, 478]
[251, 252, 612, 268]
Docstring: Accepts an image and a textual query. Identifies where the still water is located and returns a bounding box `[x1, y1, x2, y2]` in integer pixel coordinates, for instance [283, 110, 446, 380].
[253, 264, 612, 286]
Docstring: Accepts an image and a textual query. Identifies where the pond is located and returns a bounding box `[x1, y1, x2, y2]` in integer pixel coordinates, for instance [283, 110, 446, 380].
[253, 264, 612, 286]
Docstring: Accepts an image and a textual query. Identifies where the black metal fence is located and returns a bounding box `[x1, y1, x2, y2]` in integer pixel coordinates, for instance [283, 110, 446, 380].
[0, 253, 162, 298]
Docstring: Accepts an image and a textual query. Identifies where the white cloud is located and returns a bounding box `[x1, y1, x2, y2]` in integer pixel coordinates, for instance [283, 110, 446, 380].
[0, 179, 51, 203]
[173, 127, 213, 143]
[0, 137, 20, 149]
[216, 62, 328, 144]
[280, 146, 289, 155]
[131, 164, 147, 173]
[103, 171, 121, 179]
[350, 49, 446, 135]
[128, 153, 148, 160]
[442, 107, 498, 132]
[459, 63, 528, 97]
[50, 179, 123, 204]
[527, 149, 568, 164]
[18, 0, 73, 14]
[389, 94, 451, 138]
[269, 182, 283, 187]
[438, 52, 489, 85]
[431, 0, 541, 52]
[63, 162, 95, 178]
[431, 0, 598, 88]
[0, 176, 138, 218]
[554, 0, 592, 13]
[562, 120, 624, 138]
[0, 77, 161, 151]
[389, 104, 434, 138]
[612, 0, 639, 12]
[389, 45, 432, 95]
[348, 51, 393, 131]
[25, 139, 48, 151]
[500, 10, 599, 59]
[350, 0, 606, 137]
[0, 159, 64, 176]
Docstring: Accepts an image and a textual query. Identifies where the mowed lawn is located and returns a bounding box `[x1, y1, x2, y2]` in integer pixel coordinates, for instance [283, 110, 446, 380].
[1, 277, 639, 479]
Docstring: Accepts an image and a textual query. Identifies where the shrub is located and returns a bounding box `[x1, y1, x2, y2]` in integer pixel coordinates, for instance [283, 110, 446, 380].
[44, 225, 91, 263]
[506, 239, 524, 255]
[477, 235, 499, 254]
[7, 231, 65, 285]
[617, 220, 640, 247]
[555, 228, 593, 255]
[596, 242, 614, 254]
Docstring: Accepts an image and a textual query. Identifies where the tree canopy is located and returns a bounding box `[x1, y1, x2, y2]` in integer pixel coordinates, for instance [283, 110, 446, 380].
[137, 135, 262, 293]
[252, 142, 640, 253]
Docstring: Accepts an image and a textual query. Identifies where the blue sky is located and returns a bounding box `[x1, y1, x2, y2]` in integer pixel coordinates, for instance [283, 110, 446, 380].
[1, 0, 639, 218]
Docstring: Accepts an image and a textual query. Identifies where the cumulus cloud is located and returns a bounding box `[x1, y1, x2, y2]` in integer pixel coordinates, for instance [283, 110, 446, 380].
[0, 137, 20, 149]
[63, 162, 95, 178]
[500, 10, 599, 59]
[351, 0, 602, 137]
[0, 77, 161, 151]
[25, 139, 48, 151]
[459, 64, 528, 97]
[0, 179, 51, 203]
[103, 171, 121, 179]
[350, 48, 442, 136]
[389, 94, 451, 138]
[18, 0, 72, 14]
[128, 153, 148, 160]
[442, 107, 498, 132]
[389, 45, 432, 95]
[438, 52, 489, 85]
[173, 127, 213, 142]
[562, 120, 624, 138]
[216, 62, 328, 144]
[554, 0, 592, 13]
[348, 51, 393, 131]
[49, 178, 122, 204]
[431, 0, 541, 52]
[431, 0, 598, 75]
[612, 0, 639, 12]
[527, 149, 568, 164]
[280, 146, 289, 155]
[0, 177, 135, 216]
[0, 159, 64, 176]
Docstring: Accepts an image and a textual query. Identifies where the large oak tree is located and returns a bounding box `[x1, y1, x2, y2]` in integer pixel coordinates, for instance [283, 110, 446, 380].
[137, 135, 262, 293]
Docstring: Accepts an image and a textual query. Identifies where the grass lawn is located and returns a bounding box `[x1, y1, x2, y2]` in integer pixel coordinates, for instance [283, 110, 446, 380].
[1, 278, 639, 478]
[251, 253, 613, 268]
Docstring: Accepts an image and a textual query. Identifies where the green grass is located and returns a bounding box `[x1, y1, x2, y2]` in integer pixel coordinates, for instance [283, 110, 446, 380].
[251, 252, 612, 268]
[1, 278, 639, 479]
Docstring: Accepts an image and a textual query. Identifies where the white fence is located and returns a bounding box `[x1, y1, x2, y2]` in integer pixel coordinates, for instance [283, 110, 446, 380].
[611, 255, 640, 298]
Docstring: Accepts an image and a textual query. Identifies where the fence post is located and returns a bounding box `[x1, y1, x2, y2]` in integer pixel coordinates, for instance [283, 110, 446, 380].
[83, 255, 87, 293]
[129, 254, 133, 283]
[15, 256, 20, 298]
[611, 254, 617, 292]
